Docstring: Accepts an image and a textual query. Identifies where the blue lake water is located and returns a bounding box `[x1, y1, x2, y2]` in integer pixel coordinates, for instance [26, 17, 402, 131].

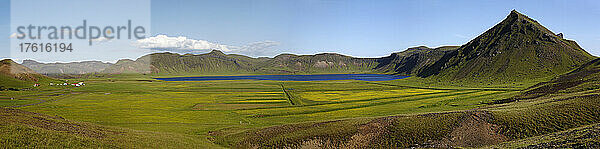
[154, 74, 409, 81]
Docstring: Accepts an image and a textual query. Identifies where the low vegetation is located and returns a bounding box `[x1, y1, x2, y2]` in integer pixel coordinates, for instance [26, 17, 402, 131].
[0, 108, 222, 148]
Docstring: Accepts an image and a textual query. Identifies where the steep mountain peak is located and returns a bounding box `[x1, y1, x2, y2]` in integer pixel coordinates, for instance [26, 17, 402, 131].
[496, 10, 557, 39]
[506, 10, 535, 22]
[508, 9, 523, 18]
[417, 10, 595, 83]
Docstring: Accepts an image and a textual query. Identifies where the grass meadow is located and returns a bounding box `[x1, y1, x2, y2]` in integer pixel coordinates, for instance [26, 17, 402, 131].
[0, 76, 525, 148]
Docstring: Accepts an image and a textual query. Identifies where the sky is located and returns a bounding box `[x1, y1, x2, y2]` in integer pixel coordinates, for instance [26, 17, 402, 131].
[4, 0, 150, 63]
[1, 0, 600, 62]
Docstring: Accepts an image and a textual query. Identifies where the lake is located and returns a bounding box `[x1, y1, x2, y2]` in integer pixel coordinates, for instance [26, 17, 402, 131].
[154, 74, 409, 81]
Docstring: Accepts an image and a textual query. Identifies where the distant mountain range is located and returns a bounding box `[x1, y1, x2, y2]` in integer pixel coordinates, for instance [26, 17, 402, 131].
[21, 60, 112, 75]
[98, 46, 465, 75]
[100, 50, 381, 75]
[8, 10, 598, 84]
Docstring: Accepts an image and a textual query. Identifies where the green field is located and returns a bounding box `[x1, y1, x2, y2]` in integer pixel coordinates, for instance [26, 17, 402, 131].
[0, 76, 524, 148]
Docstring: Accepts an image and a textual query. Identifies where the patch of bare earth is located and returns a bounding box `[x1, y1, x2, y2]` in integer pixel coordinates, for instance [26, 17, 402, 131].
[449, 111, 506, 147]
[296, 116, 397, 149]
[296, 111, 507, 148]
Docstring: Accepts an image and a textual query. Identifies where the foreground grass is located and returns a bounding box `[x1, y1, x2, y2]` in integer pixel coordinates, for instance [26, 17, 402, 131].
[489, 122, 600, 148]
[0, 108, 223, 148]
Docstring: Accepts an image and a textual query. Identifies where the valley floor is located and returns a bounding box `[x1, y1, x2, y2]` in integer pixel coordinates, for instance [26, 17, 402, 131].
[0, 75, 598, 148]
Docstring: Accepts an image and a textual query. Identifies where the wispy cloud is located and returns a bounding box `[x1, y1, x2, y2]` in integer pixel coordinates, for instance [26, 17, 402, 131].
[133, 35, 280, 57]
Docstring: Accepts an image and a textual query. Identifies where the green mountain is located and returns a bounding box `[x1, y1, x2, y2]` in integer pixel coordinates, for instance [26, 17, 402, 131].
[103, 50, 272, 74]
[418, 10, 595, 83]
[375, 46, 459, 75]
[261, 52, 378, 74]
[0, 59, 54, 89]
[102, 57, 155, 74]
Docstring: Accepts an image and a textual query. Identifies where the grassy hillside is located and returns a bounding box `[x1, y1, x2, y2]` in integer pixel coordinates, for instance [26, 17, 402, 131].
[418, 10, 595, 84]
[490, 123, 600, 148]
[0, 107, 222, 148]
[496, 58, 600, 103]
[0, 59, 55, 90]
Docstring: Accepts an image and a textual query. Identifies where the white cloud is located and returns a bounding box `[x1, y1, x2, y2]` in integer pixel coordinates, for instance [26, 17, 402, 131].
[133, 35, 280, 56]
[135, 35, 233, 51]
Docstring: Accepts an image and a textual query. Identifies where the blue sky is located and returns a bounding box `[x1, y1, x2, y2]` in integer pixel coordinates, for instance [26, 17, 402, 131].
[1, 0, 600, 62]
[0, 0, 7, 58]
[4, 0, 150, 62]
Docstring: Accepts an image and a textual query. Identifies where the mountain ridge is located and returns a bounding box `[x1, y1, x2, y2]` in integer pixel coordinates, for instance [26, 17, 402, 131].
[97, 46, 458, 75]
